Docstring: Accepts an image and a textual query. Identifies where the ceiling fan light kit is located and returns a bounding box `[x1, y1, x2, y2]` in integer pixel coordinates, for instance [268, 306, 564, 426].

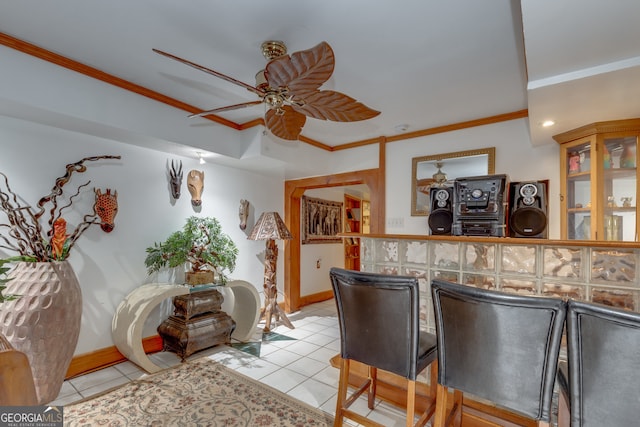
[154, 41, 380, 140]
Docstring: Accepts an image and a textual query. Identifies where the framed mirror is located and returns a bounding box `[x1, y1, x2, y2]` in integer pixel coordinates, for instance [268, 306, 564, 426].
[411, 147, 495, 216]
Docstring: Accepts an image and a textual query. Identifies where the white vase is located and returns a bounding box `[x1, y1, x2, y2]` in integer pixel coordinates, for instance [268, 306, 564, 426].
[0, 261, 82, 404]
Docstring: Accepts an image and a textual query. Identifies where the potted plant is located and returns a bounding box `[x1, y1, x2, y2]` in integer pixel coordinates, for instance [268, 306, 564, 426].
[145, 216, 238, 285]
[0, 154, 120, 404]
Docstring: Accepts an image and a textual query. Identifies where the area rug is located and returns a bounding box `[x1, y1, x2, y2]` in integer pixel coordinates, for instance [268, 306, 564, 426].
[64, 357, 334, 426]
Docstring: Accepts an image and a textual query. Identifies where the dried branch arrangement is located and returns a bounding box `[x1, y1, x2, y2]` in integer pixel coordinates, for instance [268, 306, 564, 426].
[0, 155, 121, 261]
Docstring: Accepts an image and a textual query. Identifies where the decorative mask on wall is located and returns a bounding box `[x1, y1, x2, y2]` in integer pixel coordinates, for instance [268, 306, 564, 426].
[239, 199, 250, 230]
[94, 188, 118, 233]
[187, 170, 204, 207]
[169, 159, 183, 200]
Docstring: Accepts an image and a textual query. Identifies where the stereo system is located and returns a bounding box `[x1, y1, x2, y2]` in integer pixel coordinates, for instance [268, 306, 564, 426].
[452, 174, 508, 237]
[426, 175, 549, 238]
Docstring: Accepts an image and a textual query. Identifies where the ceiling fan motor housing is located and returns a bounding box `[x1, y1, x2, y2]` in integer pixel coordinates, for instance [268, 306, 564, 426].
[261, 41, 287, 60]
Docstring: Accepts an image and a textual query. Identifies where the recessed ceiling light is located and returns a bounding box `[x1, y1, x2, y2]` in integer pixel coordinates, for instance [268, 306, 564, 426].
[541, 120, 555, 128]
[395, 124, 410, 132]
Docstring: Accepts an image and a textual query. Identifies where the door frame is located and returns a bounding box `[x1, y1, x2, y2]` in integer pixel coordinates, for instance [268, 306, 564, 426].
[283, 143, 386, 311]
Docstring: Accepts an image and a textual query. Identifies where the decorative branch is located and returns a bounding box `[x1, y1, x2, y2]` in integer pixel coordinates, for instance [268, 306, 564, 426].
[0, 155, 121, 261]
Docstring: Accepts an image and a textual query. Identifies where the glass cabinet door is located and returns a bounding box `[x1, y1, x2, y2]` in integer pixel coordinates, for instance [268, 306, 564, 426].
[601, 136, 637, 241]
[565, 140, 593, 239]
[556, 119, 640, 242]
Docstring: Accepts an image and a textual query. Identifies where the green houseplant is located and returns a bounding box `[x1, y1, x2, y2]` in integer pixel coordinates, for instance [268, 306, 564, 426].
[0, 257, 21, 303]
[145, 216, 238, 284]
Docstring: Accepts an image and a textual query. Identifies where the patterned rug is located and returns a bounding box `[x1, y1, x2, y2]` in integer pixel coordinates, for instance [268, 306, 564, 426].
[64, 357, 334, 426]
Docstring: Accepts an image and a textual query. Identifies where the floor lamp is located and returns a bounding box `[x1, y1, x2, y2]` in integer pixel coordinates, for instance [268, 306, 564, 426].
[248, 211, 294, 332]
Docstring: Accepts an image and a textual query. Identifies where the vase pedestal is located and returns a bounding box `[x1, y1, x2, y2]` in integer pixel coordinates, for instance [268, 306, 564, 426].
[157, 289, 235, 361]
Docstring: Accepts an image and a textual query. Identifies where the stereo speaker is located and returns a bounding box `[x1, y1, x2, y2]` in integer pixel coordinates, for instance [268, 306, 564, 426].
[508, 181, 548, 238]
[428, 186, 454, 235]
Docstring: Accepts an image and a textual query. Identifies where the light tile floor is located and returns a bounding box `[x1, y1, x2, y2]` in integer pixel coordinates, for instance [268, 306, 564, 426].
[51, 299, 412, 426]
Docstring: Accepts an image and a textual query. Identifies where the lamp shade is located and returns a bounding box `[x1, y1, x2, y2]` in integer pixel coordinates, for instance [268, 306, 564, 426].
[248, 212, 293, 241]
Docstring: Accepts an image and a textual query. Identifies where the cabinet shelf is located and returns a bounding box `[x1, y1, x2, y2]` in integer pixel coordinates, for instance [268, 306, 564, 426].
[605, 207, 636, 213]
[604, 167, 636, 179]
[344, 194, 362, 270]
[567, 171, 591, 181]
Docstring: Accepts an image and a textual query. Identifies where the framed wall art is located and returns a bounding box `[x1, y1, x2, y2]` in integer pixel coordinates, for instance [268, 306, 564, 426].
[301, 196, 343, 244]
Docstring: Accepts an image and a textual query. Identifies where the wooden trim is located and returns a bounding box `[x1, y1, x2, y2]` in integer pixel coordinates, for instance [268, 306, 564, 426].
[299, 290, 334, 307]
[284, 168, 383, 312]
[333, 109, 529, 149]
[553, 118, 640, 144]
[65, 335, 163, 379]
[0, 32, 243, 130]
[375, 138, 386, 233]
[298, 135, 335, 151]
[344, 232, 640, 249]
[0, 32, 528, 151]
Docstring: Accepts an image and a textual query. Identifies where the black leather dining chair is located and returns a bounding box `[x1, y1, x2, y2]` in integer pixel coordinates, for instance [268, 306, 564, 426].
[430, 279, 566, 427]
[557, 298, 640, 427]
[329, 267, 438, 427]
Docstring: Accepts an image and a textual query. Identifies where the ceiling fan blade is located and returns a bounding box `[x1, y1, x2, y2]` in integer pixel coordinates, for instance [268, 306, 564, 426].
[189, 100, 263, 118]
[293, 90, 380, 122]
[153, 48, 265, 97]
[265, 42, 334, 94]
[265, 106, 306, 140]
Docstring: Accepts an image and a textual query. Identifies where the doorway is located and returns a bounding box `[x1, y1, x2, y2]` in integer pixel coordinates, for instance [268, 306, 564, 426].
[284, 168, 384, 311]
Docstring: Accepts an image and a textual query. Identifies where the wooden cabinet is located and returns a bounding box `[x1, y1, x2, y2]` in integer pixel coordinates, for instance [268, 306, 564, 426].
[344, 195, 362, 270]
[554, 119, 640, 241]
[157, 289, 235, 361]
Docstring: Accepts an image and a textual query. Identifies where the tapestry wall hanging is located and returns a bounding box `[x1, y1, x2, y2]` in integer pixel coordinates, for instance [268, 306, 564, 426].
[301, 196, 343, 244]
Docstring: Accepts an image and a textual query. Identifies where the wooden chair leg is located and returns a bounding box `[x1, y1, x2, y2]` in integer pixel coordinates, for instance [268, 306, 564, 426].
[334, 358, 350, 427]
[557, 390, 570, 427]
[406, 379, 416, 427]
[433, 383, 449, 427]
[433, 384, 463, 427]
[368, 366, 377, 409]
[451, 389, 463, 427]
[413, 362, 438, 427]
[429, 361, 438, 399]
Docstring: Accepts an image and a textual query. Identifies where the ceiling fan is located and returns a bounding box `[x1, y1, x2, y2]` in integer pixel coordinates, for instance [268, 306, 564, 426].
[153, 41, 380, 140]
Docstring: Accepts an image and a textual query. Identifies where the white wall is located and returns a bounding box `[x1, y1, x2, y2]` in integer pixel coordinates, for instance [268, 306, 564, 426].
[386, 118, 560, 237]
[0, 113, 560, 356]
[0, 116, 284, 355]
[291, 118, 560, 300]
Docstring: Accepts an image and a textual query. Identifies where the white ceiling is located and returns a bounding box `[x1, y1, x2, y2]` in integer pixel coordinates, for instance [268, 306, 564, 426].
[1, 1, 640, 160]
